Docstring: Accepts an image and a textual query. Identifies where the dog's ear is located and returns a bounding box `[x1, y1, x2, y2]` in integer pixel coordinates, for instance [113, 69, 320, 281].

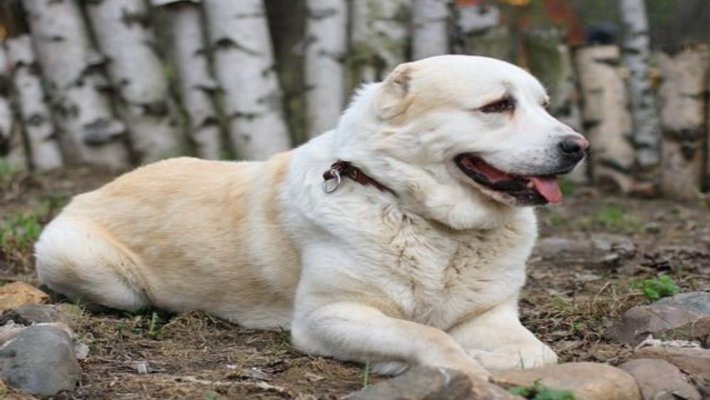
[375, 63, 413, 120]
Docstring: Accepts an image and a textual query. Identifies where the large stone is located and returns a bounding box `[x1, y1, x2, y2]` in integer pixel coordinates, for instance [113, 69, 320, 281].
[619, 359, 700, 400]
[348, 367, 520, 400]
[533, 234, 635, 268]
[656, 292, 710, 315]
[632, 346, 710, 392]
[0, 283, 49, 312]
[492, 362, 641, 400]
[0, 321, 25, 345]
[0, 379, 37, 400]
[0, 303, 84, 330]
[608, 292, 710, 346]
[0, 324, 80, 397]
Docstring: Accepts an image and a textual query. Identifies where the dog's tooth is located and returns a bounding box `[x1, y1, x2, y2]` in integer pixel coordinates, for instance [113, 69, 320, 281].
[527, 181, 534, 189]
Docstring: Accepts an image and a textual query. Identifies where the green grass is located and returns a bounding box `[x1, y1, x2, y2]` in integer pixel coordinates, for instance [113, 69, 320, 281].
[0, 197, 67, 253]
[584, 204, 643, 234]
[0, 159, 12, 179]
[362, 361, 371, 388]
[0, 212, 43, 252]
[633, 276, 680, 302]
[509, 380, 576, 400]
[560, 181, 577, 197]
[121, 310, 170, 339]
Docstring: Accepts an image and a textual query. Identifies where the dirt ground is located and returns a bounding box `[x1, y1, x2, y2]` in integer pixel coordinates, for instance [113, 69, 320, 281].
[1, 168, 709, 399]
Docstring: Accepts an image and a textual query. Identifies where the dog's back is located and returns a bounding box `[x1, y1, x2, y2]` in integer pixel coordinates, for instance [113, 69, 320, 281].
[36, 155, 300, 328]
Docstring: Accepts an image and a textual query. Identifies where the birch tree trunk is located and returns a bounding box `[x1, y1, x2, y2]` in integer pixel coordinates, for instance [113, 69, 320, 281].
[153, 0, 222, 159]
[85, 0, 181, 163]
[618, 0, 661, 172]
[22, 0, 129, 168]
[6, 35, 64, 170]
[203, 0, 291, 160]
[454, 2, 511, 61]
[304, 0, 347, 137]
[575, 46, 635, 193]
[0, 42, 28, 170]
[525, 29, 586, 182]
[412, 0, 450, 60]
[658, 46, 708, 200]
[349, 0, 411, 84]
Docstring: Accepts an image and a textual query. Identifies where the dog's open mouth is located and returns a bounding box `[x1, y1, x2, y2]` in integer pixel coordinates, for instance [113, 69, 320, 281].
[454, 154, 563, 205]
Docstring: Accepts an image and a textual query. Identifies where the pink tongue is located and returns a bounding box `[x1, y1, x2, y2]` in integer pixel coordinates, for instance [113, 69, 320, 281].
[529, 176, 562, 204]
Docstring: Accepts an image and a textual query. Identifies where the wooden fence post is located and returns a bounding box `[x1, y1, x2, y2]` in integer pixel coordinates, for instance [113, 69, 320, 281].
[658, 45, 709, 200]
[85, 0, 182, 163]
[152, 0, 223, 160]
[22, 0, 130, 168]
[575, 45, 636, 192]
[304, 0, 347, 138]
[454, 2, 511, 61]
[6, 35, 63, 170]
[349, 0, 411, 85]
[412, 0, 451, 60]
[0, 41, 28, 170]
[618, 0, 661, 173]
[203, 0, 291, 160]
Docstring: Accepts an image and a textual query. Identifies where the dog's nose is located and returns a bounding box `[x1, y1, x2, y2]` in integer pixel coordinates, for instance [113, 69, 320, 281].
[558, 136, 589, 161]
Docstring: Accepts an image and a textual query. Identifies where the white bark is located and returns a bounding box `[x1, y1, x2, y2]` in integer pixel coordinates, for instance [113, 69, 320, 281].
[0, 43, 28, 170]
[455, 2, 499, 36]
[556, 43, 587, 183]
[412, 0, 450, 60]
[22, 0, 129, 168]
[619, 0, 661, 169]
[454, 3, 510, 60]
[658, 46, 708, 200]
[157, 1, 223, 159]
[203, 0, 291, 160]
[304, 0, 347, 137]
[575, 46, 636, 192]
[350, 0, 411, 83]
[85, 0, 181, 163]
[6, 36, 63, 170]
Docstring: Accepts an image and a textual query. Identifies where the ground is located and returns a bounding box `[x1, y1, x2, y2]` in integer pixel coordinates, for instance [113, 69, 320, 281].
[1, 168, 708, 399]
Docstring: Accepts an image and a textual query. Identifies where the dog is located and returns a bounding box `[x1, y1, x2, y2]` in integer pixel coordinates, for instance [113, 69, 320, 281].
[35, 55, 588, 380]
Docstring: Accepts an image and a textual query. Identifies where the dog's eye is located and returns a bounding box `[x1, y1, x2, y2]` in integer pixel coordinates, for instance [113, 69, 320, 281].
[480, 98, 515, 113]
[542, 100, 550, 108]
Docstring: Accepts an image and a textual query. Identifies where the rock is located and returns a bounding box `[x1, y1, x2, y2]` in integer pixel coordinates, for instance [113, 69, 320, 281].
[348, 366, 519, 400]
[0, 324, 80, 397]
[0, 304, 58, 325]
[632, 347, 710, 382]
[0, 322, 25, 345]
[608, 292, 710, 346]
[533, 234, 635, 268]
[655, 292, 710, 315]
[0, 303, 84, 330]
[0, 379, 38, 400]
[619, 359, 700, 400]
[0, 282, 49, 312]
[492, 362, 641, 400]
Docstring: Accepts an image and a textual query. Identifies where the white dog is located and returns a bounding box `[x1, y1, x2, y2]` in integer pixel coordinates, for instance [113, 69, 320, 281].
[35, 55, 588, 380]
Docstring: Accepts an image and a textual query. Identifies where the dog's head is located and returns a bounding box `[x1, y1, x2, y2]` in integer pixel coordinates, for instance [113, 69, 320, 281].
[336, 55, 588, 229]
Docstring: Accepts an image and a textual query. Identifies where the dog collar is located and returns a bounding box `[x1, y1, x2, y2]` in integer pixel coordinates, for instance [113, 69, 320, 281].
[322, 161, 397, 197]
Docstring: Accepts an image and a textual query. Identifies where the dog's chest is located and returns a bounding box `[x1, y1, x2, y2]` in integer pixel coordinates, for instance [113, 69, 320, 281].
[376, 208, 529, 329]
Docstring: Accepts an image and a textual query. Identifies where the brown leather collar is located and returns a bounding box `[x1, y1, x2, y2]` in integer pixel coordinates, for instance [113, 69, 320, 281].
[322, 160, 396, 196]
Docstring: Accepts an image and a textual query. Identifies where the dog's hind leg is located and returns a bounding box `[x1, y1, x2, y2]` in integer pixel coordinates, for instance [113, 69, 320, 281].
[35, 216, 150, 311]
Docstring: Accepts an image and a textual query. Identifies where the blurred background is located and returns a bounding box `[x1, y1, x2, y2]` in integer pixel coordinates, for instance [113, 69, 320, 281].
[0, 0, 708, 199]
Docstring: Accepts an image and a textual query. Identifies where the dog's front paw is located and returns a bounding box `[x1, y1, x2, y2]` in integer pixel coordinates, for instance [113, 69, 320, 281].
[467, 344, 557, 372]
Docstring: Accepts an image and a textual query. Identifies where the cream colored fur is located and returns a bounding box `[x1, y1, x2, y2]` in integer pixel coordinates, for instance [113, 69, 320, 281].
[36, 55, 586, 380]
